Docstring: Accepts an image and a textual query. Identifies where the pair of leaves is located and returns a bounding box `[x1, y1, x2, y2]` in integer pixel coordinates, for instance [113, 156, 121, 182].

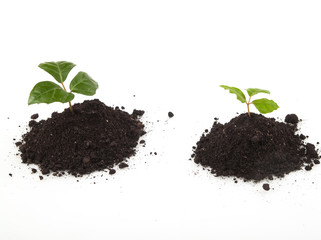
[220, 85, 279, 114]
[28, 61, 98, 105]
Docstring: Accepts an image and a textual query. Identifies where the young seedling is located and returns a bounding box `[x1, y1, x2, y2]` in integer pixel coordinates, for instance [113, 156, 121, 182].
[28, 61, 98, 113]
[220, 85, 279, 118]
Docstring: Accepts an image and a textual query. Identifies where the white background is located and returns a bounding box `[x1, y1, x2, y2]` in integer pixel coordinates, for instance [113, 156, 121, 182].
[1, 1, 321, 239]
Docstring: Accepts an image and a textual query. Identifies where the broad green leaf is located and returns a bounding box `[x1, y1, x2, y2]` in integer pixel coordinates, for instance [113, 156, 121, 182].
[220, 85, 246, 103]
[246, 88, 270, 97]
[252, 98, 279, 114]
[28, 81, 75, 105]
[70, 71, 98, 96]
[38, 61, 76, 83]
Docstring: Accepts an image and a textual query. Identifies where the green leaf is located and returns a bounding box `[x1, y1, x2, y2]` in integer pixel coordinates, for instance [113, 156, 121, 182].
[246, 88, 270, 97]
[28, 81, 75, 105]
[220, 85, 246, 103]
[70, 72, 98, 96]
[38, 61, 76, 83]
[252, 98, 279, 114]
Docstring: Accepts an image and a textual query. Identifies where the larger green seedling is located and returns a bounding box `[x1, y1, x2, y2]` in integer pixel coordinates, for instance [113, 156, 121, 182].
[28, 61, 98, 113]
[220, 85, 279, 118]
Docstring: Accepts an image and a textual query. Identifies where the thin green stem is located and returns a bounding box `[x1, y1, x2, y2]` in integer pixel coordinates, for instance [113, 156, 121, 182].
[247, 96, 252, 118]
[56, 62, 74, 114]
[60, 81, 74, 114]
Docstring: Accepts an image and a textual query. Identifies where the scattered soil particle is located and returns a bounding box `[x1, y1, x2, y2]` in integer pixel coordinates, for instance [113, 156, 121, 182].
[193, 113, 320, 182]
[17, 99, 145, 176]
[109, 169, 116, 175]
[168, 112, 174, 118]
[15, 141, 22, 147]
[119, 162, 129, 169]
[285, 114, 299, 124]
[9, 173, 12, 177]
[305, 166, 312, 171]
[262, 183, 270, 191]
[139, 140, 146, 144]
[31, 168, 37, 174]
[39, 176, 44, 180]
[31, 114, 39, 120]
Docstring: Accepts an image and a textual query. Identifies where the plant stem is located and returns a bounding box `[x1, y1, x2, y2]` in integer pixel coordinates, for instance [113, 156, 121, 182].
[68, 101, 74, 114]
[60, 82, 74, 114]
[247, 96, 252, 118]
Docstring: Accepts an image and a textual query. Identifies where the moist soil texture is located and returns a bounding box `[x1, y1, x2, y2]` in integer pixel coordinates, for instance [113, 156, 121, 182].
[18, 99, 145, 176]
[193, 113, 320, 182]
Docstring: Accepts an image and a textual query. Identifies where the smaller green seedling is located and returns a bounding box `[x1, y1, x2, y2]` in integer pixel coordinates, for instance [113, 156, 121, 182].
[220, 85, 279, 118]
[28, 61, 98, 113]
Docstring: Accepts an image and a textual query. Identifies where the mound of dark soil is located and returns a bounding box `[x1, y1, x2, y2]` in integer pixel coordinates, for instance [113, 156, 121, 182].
[18, 99, 145, 176]
[193, 113, 320, 182]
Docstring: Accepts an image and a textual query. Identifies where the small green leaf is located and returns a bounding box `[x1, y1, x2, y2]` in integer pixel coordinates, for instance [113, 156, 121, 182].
[252, 98, 279, 114]
[28, 81, 75, 105]
[246, 88, 270, 97]
[38, 61, 76, 83]
[220, 85, 246, 103]
[70, 72, 98, 96]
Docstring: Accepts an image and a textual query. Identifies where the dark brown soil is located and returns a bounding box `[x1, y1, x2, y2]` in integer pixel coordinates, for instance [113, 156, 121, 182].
[18, 99, 145, 176]
[262, 183, 270, 191]
[168, 112, 174, 118]
[285, 114, 299, 124]
[193, 113, 320, 182]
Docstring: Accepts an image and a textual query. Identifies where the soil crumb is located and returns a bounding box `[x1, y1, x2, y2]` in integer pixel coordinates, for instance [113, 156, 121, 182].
[193, 113, 320, 182]
[285, 114, 299, 124]
[31, 113, 39, 120]
[17, 99, 145, 176]
[262, 183, 270, 191]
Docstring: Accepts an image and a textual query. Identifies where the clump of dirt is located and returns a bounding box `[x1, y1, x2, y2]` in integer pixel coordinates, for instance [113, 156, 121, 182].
[285, 114, 299, 124]
[193, 113, 320, 182]
[18, 99, 145, 176]
[262, 183, 270, 191]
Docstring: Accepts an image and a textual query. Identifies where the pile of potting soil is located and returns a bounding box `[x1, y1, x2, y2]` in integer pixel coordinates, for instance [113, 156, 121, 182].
[17, 99, 145, 176]
[193, 113, 320, 182]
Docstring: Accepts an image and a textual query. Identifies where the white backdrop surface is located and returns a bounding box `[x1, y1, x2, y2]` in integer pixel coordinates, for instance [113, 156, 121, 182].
[1, 1, 321, 240]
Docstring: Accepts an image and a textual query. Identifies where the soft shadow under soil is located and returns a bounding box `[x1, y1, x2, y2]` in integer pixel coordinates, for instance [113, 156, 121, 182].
[17, 99, 145, 176]
[192, 113, 320, 183]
